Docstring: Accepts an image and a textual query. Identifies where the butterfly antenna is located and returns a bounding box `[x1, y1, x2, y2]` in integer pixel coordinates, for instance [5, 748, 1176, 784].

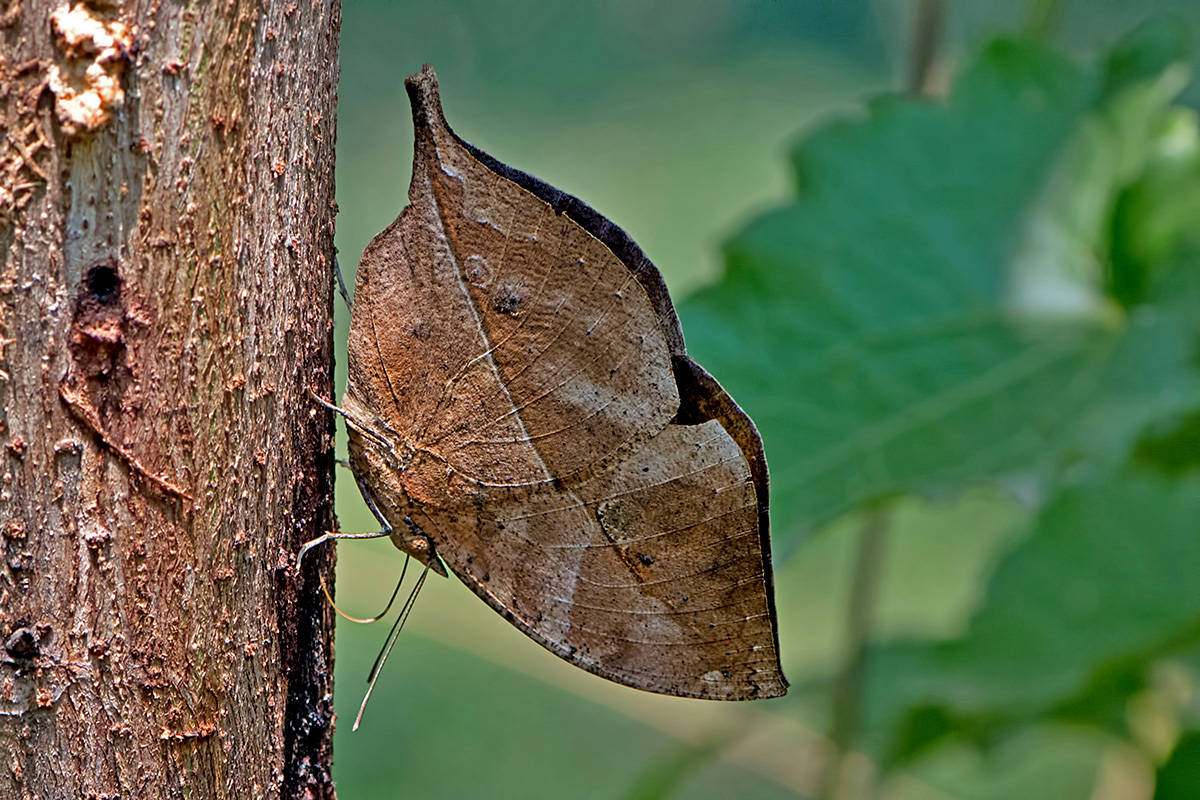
[353, 561, 431, 731]
[365, 562, 428, 683]
[319, 555, 409, 624]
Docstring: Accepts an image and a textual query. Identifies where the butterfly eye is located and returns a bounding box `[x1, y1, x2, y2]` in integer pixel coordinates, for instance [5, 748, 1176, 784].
[390, 529, 448, 578]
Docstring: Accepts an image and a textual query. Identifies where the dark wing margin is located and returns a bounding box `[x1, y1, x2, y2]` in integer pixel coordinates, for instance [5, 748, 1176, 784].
[449, 129, 687, 357]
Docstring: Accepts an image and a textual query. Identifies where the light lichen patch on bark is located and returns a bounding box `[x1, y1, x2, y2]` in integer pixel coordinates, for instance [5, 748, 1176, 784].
[47, 3, 133, 133]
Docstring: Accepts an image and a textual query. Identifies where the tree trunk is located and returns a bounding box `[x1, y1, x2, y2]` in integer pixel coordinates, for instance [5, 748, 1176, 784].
[0, 1, 339, 797]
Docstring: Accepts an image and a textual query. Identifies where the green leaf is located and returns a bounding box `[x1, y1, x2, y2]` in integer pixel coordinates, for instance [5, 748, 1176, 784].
[1135, 409, 1200, 475]
[1109, 126, 1200, 306]
[621, 734, 733, 800]
[680, 37, 1200, 555]
[887, 724, 1111, 800]
[331, 628, 797, 800]
[1155, 730, 1200, 800]
[1010, 26, 1192, 313]
[1130, 247, 1200, 473]
[1102, 20, 1193, 96]
[862, 470, 1200, 763]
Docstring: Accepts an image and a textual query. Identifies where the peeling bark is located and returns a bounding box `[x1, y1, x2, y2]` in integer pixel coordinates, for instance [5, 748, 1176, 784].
[0, 1, 339, 797]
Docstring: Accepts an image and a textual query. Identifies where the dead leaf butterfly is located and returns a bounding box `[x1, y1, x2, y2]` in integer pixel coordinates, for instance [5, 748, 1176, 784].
[302, 65, 786, 728]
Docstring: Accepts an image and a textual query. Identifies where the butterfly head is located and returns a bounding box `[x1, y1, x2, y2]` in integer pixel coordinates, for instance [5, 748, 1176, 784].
[390, 522, 448, 578]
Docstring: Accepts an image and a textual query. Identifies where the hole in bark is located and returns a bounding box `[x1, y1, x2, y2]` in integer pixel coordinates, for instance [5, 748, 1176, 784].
[86, 262, 120, 303]
[4, 627, 38, 659]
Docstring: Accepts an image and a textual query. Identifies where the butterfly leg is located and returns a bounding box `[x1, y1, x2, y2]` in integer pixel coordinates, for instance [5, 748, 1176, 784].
[297, 453, 397, 570]
[353, 470, 393, 532]
[333, 252, 352, 313]
[297, 528, 392, 570]
[349, 466, 446, 578]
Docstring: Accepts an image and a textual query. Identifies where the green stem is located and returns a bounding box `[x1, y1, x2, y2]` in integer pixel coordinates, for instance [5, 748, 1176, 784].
[819, 505, 891, 800]
[908, 0, 945, 95]
[820, 4, 934, 796]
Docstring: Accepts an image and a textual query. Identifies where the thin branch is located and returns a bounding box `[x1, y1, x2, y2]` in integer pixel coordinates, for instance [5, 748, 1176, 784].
[818, 506, 891, 800]
[816, 4, 946, 796]
[908, 0, 945, 96]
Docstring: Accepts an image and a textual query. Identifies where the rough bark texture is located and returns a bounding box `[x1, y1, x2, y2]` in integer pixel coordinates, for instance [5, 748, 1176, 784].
[0, 1, 339, 798]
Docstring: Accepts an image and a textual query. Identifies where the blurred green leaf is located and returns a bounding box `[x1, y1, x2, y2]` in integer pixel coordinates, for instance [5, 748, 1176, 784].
[862, 470, 1200, 764]
[1109, 128, 1200, 305]
[885, 724, 1111, 800]
[621, 733, 735, 800]
[1135, 409, 1200, 475]
[680, 37, 1200, 557]
[1102, 19, 1193, 95]
[333, 629, 798, 800]
[1010, 25, 1192, 313]
[1154, 730, 1200, 800]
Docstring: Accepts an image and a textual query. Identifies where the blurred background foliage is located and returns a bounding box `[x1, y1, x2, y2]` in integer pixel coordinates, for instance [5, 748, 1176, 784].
[329, 1, 1200, 797]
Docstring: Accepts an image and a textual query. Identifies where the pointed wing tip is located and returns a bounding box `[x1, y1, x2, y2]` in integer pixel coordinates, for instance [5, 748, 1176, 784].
[404, 63, 438, 90]
[404, 64, 447, 137]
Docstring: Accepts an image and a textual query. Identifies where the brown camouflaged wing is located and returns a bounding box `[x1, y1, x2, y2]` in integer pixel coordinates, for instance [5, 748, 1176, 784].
[343, 65, 786, 700]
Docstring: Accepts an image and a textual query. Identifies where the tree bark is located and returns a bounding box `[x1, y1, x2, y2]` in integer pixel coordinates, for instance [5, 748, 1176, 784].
[0, 1, 339, 797]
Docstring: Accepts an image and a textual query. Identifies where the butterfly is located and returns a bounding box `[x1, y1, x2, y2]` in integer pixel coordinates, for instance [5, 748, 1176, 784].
[303, 65, 786, 728]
